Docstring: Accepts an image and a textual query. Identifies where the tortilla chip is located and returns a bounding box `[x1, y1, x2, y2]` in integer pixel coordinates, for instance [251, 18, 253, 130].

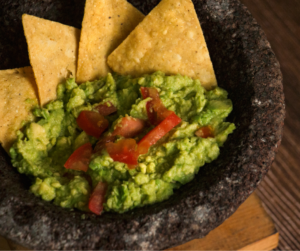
[22, 14, 80, 106]
[76, 0, 144, 83]
[107, 0, 217, 90]
[0, 67, 38, 153]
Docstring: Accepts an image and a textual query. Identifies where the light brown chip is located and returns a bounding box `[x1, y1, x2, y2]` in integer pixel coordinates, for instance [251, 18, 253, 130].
[107, 0, 217, 90]
[22, 14, 80, 106]
[76, 0, 144, 83]
[0, 67, 39, 153]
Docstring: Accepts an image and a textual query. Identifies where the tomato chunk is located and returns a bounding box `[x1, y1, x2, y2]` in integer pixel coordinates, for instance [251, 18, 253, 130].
[96, 102, 117, 116]
[112, 116, 145, 138]
[64, 143, 92, 172]
[140, 86, 150, 99]
[195, 126, 214, 138]
[76, 111, 109, 138]
[94, 117, 144, 154]
[140, 87, 172, 125]
[94, 135, 116, 153]
[106, 138, 139, 165]
[88, 182, 108, 215]
[138, 112, 182, 155]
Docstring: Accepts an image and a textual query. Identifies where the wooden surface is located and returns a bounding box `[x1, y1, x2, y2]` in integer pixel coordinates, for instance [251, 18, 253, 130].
[0, 237, 10, 251]
[239, 0, 300, 250]
[170, 193, 278, 251]
[0, 193, 278, 251]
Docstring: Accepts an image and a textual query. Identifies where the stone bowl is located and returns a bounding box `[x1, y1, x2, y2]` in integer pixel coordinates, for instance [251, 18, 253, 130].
[0, 0, 285, 249]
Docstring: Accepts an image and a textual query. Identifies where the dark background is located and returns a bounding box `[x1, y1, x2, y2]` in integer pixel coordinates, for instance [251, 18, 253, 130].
[240, 0, 300, 249]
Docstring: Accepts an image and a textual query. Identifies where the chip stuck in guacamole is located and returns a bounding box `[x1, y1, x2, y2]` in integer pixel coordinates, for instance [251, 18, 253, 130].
[22, 14, 80, 106]
[76, 0, 145, 83]
[0, 67, 38, 152]
[1, 0, 236, 215]
[108, 0, 218, 90]
[10, 72, 235, 213]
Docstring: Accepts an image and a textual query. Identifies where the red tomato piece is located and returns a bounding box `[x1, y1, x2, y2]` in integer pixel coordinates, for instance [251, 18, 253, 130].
[140, 87, 172, 125]
[112, 116, 145, 138]
[76, 111, 109, 138]
[138, 112, 182, 155]
[93, 135, 117, 154]
[140, 87, 148, 99]
[140, 86, 154, 99]
[88, 182, 108, 215]
[64, 143, 92, 172]
[151, 103, 173, 125]
[106, 138, 139, 165]
[96, 102, 117, 116]
[195, 126, 214, 138]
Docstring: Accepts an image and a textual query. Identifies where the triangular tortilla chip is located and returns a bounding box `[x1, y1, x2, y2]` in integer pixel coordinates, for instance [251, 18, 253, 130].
[0, 67, 38, 153]
[76, 0, 144, 83]
[108, 0, 217, 90]
[22, 14, 80, 106]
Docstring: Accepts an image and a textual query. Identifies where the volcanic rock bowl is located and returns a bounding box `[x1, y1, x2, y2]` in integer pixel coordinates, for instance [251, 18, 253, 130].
[0, 0, 284, 249]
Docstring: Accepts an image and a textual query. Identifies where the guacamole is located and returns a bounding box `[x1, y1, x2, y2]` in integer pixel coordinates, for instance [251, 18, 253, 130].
[10, 71, 235, 213]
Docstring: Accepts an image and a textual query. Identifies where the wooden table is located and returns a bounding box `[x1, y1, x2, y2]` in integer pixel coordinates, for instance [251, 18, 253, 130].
[239, 0, 300, 250]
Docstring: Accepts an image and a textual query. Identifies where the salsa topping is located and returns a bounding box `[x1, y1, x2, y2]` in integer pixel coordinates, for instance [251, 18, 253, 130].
[94, 135, 117, 154]
[112, 116, 145, 138]
[96, 102, 117, 116]
[76, 111, 109, 138]
[76, 90, 182, 169]
[195, 126, 214, 138]
[138, 112, 182, 155]
[88, 181, 108, 215]
[141, 87, 173, 125]
[106, 138, 139, 166]
[64, 143, 93, 172]
[77, 88, 183, 169]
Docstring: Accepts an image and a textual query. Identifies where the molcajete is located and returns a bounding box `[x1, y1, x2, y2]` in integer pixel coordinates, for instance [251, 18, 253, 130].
[0, 0, 284, 249]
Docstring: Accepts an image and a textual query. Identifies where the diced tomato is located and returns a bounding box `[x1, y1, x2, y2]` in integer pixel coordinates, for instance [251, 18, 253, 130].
[195, 126, 214, 138]
[106, 138, 139, 165]
[112, 116, 145, 138]
[96, 102, 117, 116]
[64, 143, 92, 172]
[148, 102, 173, 125]
[76, 111, 109, 138]
[93, 135, 117, 153]
[88, 182, 108, 215]
[93, 117, 145, 154]
[140, 86, 149, 99]
[140, 87, 172, 125]
[138, 112, 182, 155]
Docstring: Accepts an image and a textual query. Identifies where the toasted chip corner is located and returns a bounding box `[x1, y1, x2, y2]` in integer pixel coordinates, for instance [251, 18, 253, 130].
[107, 0, 217, 90]
[22, 14, 80, 106]
[0, 67, 39, 153]
[76, 0, 144, 83]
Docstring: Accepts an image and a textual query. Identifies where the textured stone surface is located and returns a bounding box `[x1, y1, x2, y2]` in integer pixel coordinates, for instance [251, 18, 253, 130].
[0, 0, 285, 249]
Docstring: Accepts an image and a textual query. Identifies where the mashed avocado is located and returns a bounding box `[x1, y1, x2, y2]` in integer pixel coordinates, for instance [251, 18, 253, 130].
[10, 71, 235, 213]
